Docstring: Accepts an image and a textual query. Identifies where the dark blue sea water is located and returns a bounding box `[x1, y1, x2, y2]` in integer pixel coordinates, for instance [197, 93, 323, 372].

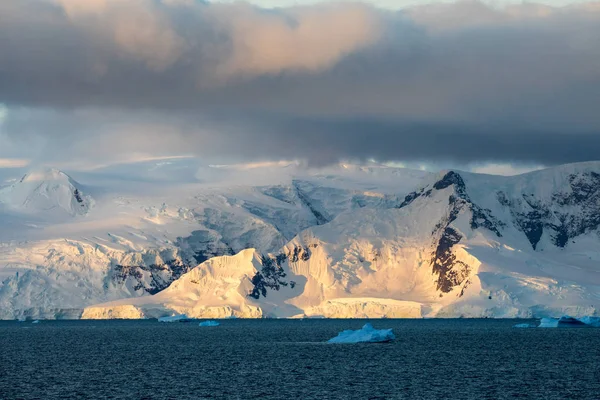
[1, 319, 599, 399]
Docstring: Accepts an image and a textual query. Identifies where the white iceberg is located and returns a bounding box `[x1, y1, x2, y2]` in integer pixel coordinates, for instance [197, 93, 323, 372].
[31, 320, 40, 324]
[327, 323, 395, 344]
[158, 314, 191, 323]
[513, 323, 536, 328]
[199, 320, 220, 327]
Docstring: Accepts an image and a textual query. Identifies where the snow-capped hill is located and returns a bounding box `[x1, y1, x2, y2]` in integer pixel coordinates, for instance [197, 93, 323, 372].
[0, 168, 93, 216]
[83, 248, 304, 319]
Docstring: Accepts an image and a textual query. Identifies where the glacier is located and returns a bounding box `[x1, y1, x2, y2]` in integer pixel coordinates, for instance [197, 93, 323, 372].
[327, 323, 395, 344]
[2, 159, 600, 320]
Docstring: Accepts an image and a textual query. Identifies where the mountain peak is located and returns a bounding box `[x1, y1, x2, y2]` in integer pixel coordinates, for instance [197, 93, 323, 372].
[0, 167, 93, 216]
[20, 168, 70, 183]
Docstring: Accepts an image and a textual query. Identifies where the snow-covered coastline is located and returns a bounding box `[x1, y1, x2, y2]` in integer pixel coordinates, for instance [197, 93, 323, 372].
[2, 160, 600, 320]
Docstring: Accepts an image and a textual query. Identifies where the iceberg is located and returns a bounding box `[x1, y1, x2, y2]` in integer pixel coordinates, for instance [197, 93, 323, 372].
[557, 316, 587, 327]
[31, 320, 40, 324]
[513, 323, 536, 328]
[538, 316, 600, 328]
[538, 318, 560, 328]
[199, 320, 220, 327]
[578, 316, 600, 327]
[327, 323, 395, 344]
[158, 314, 191, 323]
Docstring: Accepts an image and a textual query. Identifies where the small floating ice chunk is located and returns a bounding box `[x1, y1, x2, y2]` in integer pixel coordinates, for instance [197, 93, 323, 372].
[513, 323, 536, 328]
[199, 320, 220, 327]
[327, 323, 395, 344]
[158, 314, 190, 323]
[31, 320, 40, 324]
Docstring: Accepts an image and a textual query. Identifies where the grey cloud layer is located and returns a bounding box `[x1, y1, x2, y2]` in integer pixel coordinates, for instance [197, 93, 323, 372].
[1, 0, 600, 165]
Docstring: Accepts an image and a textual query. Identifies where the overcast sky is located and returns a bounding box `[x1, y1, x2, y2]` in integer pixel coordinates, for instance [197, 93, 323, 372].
[209, 0, 594, 9]
[1, 0, 599, 174]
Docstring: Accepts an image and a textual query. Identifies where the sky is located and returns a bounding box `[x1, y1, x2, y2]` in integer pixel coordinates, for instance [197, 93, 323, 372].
[210, 0, 593, 8]
[1, 0, 599, 175]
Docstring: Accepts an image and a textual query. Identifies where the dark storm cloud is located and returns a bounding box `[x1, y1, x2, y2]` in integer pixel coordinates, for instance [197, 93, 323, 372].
[183, 115, 600, 166]
[1, 0, 600, 165]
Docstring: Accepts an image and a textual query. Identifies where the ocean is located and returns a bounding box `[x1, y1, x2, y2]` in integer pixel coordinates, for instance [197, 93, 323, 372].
[1, 319, 599, 399]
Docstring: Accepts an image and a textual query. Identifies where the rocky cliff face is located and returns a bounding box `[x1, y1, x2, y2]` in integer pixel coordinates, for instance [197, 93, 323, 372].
[497, 171, 600, 249]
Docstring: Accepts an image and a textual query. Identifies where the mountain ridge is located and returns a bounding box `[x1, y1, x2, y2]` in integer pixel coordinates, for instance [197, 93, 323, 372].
[1, 161, 600, 319]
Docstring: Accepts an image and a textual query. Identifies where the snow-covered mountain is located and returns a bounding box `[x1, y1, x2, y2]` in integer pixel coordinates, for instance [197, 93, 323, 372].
[0, 168, 93, 217]
[1, 160, 600, 319]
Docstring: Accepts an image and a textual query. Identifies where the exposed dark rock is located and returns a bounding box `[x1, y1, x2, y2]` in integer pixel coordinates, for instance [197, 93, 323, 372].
[552, 222, 570, 248]
[293, 181, 330, 225]
[73, 189, 84, 204]
[520, 215, 545, 250]
[260, 185, 297, 205]
[175, 230, 234, 265]
[399, 188, 426, 208]
[497, 171, 600, 249]
[431, 226, 471, 293]
[289, 245, 312, 263]
[248, 255, 289, 299]
[112, 259, 193, 295]
[433, 171, 466, 192]
[400, 171, 504, 237]
[397, 171, 500, 294]
[247, 244, 315, 299]
[459, 279, 471, 298]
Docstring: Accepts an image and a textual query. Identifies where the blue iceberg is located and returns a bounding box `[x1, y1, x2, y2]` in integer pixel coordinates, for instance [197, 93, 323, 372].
[538, 316, 599, 328]
[327, 323, 395, 344]
[199, 320, 220, 327]
[578, 316, 600, 327]
[538, 318, 559, 328]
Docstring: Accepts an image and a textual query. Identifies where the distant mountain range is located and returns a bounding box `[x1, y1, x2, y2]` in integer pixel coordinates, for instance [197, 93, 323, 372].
[1, 160, 599, 320]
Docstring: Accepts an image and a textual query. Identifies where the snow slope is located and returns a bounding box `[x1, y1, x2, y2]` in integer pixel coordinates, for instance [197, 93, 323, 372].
[0, 168, 93, 217]
[3, 159, 600, 319]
